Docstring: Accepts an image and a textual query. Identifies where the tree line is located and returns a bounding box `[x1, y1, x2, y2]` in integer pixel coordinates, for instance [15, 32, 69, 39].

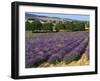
[26, 20, 89, 32]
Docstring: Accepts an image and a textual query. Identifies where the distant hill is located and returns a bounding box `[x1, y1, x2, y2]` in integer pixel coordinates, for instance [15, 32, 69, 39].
[25, 13, 73, 21]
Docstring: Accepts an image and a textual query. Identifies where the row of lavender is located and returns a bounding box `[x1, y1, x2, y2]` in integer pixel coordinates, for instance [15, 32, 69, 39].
[25, 31, 89, 68]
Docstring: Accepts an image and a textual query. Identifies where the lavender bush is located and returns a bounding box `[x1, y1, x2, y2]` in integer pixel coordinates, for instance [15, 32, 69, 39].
[25, 31, 89, 68]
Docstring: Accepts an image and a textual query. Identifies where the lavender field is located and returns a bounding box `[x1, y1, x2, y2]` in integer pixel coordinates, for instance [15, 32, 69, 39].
[25, 31, 89, 68]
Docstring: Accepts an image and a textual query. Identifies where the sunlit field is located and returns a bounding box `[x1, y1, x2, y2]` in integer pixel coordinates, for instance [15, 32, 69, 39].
[25, 31, 89, 68]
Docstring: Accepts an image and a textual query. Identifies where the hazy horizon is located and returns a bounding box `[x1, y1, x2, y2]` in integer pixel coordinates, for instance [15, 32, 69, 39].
[26, 12, 90, 21]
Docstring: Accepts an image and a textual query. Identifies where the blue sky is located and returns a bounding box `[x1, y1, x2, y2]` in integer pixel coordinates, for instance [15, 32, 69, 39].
[26, 12, 90, 21]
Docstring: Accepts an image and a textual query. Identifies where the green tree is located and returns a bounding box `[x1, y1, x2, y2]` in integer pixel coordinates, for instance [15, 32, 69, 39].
[58, 21, 65, 29]
[72, 21, 85, 31]
[25, 21, 33, 31]
[43, 22, 53, 32]
[55, 22, 63, 32]
[32, 20, 43, 32]
[64, 21, 73, 31]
